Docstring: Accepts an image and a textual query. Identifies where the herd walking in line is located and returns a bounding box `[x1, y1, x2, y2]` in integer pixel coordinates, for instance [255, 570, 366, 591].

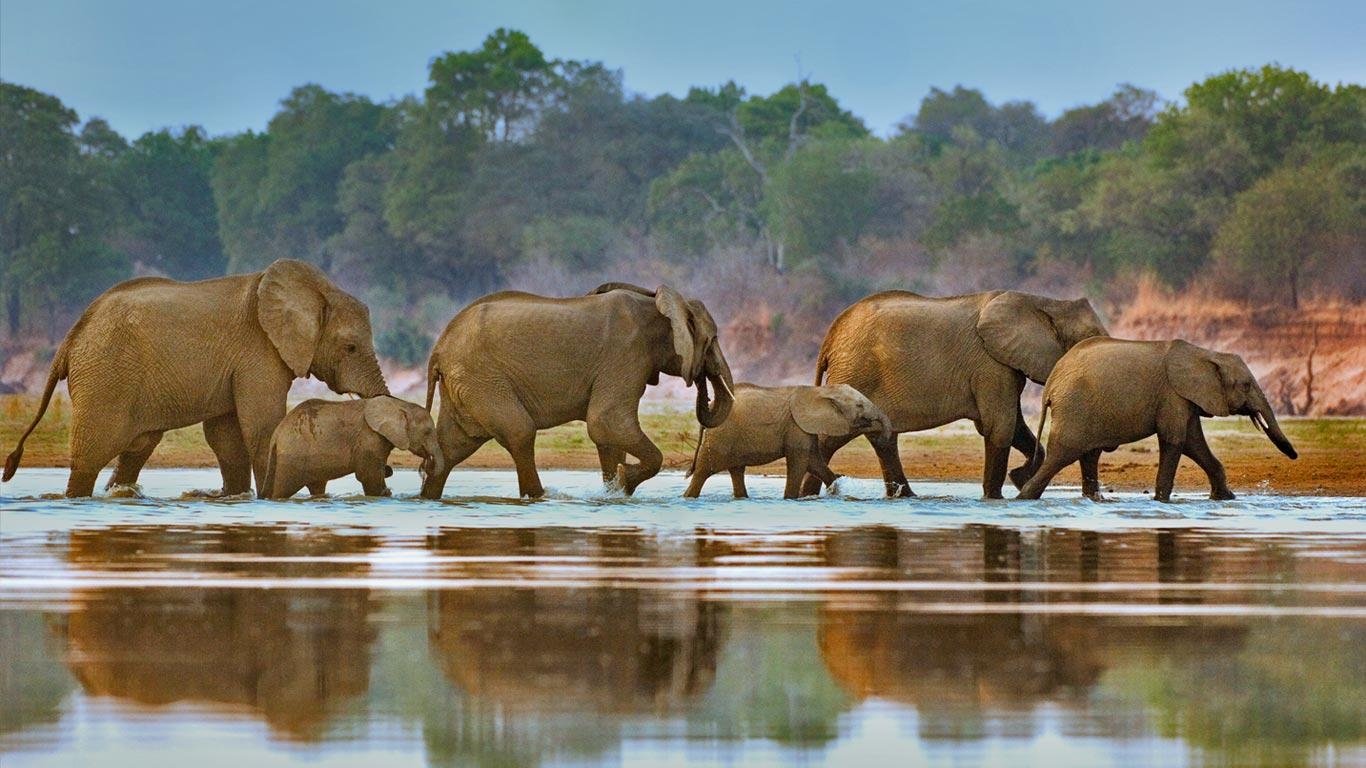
[2, 258, 1298, 501]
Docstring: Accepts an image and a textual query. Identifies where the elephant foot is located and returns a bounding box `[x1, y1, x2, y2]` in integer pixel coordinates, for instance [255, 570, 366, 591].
[1210, 488, 1236, 501]
[885, 480, 915, 498]
[615, 464, 638, 497]
[1008, 465, 1035, 490]
[1083, 490, 1105, 502]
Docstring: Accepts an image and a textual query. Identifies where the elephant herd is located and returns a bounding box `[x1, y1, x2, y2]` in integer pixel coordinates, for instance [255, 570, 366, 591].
[3, 258, 1297, 502]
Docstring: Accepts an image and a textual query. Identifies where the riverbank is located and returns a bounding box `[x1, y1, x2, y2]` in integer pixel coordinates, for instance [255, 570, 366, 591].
[4, 395, 1362, 496]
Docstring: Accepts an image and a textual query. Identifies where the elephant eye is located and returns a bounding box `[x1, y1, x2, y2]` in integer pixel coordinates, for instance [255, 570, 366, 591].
[345, 343, 358, 354]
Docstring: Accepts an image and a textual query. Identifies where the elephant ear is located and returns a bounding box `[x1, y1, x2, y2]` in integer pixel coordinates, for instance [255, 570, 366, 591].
[1165, 341, 1230, 417]
[364, 397, 411, 451]
[655, 284, 696, 386]
[257, 259, 327, 378]
[976, 291, 1065, 385]
[791, 388, 853, 437]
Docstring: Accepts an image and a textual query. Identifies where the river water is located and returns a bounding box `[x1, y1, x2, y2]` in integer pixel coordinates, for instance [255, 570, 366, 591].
[2, 468, 1364, 767]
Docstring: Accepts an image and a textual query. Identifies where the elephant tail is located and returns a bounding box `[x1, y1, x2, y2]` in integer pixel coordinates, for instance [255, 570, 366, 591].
[685, 426, 704, 478]
[261, 435, 279, 500]
[425, 356, 441, 413]
[813, 345, 829, 386]
[3, 338, 70, 482]
[1032, 398, 1050, 469]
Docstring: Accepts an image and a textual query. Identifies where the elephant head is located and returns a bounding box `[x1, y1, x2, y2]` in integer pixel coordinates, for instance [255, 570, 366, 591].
[654, 285, 735, 429]
[364, 397, 445, 479]
[976, 291, 1109, 384]
[793, 385, 893, 439]
[1165, 341, 1298, 459]
[257, 259, 389, 398]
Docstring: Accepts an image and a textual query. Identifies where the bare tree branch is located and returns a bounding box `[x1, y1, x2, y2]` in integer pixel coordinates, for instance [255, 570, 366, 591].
[718, 115, 768, 183]
[784, 79, 809, 162]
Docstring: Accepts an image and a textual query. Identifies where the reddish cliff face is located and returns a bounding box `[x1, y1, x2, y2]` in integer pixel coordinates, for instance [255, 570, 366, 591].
[1112, 295, 1366, 416]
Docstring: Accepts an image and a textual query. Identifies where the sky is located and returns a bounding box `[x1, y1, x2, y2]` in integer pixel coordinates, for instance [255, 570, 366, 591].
[2, 0, 1363, 139]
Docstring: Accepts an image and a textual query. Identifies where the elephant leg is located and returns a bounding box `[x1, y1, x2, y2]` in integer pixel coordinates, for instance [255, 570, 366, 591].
[870, 432, 914, 498]
[1153, 440, 1184, 502]
[231, 384, 286, 495]
[357, 462, 389, 497]
[486, 407, 543, 499]
[1183, 418, 1233, 500]
[203, 413, 252, 495]
[66, 417, 129, 497]
[1008, 406, 1043, 491]
[1080, 449, 1103, 500]
[421, 407, 487, 499]
[587, 413, 661, 497]
[805, 449, 839, 493]
[980, 425, 1015, 500]
[799, 433, 856, 496]
[597, 444, 626, 485]
[306, 482, 328, 497]
[683, 467, 714, 498]
[270, 471, 306, 500]
[783, 455, 810, 499]
[729, 467, 749, 499]
[1017, 445, 1083, 500]
[105, 430, 164, 489]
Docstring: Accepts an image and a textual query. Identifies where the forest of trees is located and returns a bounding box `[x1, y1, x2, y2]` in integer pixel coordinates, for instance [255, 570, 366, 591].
[2, 29, 1363, 367]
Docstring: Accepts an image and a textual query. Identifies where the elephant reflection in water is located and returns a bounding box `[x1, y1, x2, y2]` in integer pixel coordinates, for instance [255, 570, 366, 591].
[57, 527, 379, 739]
[817, 526, 1243, 735]
[426, 528, 722, 714]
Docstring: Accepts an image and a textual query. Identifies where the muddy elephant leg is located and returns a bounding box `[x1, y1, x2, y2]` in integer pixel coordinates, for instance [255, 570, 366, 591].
[729, 467, 749, 498]
[1153, 440, 1184, 502]
[800, 433, 857, 496]
[979, 417, 1016, 499]
[1008, 405, 1043, 491]
[869, 432, 914, 498]
[783, 454, 811, 499]
[421, 406, 487, 499]
[1080, 449, 1103, 500]
[306, 482, 327, 497]
[1017, 444, 1084, 499]
[66, 414, 129, 497]
[597, 444, 626, 485]
[805, 448, 839, 495]
[1182, 418, 1233, 500]
[203, 413, 252, 495]
[105, 430, 164, 489]
[269, 470, 306, 500]
[587, 409, 661, 497]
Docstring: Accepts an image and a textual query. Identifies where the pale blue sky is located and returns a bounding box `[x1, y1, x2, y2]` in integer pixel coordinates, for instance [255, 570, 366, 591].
[2, 0, 1362, 139]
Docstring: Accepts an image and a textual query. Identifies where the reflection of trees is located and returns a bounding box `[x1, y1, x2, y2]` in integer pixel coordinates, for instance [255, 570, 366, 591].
[0, 612, 76, 736]
[57, 526, 379, 740]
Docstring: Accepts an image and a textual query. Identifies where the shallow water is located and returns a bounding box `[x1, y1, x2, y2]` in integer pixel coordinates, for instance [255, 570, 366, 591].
[2, 468, 1364, 767]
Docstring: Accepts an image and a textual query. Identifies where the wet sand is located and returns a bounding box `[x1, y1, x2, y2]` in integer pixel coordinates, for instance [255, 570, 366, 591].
[3, 395, 1362, 496]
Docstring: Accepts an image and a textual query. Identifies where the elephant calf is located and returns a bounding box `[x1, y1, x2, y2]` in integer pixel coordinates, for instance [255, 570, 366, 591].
[685, 384, 892, 499]
[262, 396, 444, 499]
[1018, 338, 1297, 502]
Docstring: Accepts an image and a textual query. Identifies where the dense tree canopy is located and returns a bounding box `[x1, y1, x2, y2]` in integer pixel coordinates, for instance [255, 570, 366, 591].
[2, 36, 1361, 356]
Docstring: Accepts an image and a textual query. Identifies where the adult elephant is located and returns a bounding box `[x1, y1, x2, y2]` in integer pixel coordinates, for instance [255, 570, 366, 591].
[803, 290, 1108, 499]
[4, 259, 389, 496]
[420, 283, 734, 499]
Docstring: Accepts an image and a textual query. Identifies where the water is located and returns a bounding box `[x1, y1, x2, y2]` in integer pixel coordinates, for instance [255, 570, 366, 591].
[2, 468, 1364, 767]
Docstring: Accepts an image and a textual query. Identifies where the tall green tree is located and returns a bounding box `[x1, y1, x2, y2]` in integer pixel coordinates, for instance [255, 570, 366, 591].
[114, 127, 225, 279]
[426, 28, 560, 143]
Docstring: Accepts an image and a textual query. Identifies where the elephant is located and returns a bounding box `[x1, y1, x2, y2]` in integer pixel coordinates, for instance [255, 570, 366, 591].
[803, 290, 1109, 499]
[1018, 338, 1297, 501]
[420, 282, 735, 499]
[3, 259, 389, 497]
[261, 396, 443, 499]
[684, 383, 892, 499]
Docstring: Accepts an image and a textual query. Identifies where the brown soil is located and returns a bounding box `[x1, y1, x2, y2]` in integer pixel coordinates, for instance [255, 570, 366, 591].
[4, 395, 1362, 496]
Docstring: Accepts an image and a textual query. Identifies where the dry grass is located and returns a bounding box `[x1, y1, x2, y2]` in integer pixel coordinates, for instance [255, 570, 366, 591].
[4, 394, 1361, 495]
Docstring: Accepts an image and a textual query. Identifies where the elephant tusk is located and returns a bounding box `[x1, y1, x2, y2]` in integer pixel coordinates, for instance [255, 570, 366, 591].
[714, 372, 735, 400]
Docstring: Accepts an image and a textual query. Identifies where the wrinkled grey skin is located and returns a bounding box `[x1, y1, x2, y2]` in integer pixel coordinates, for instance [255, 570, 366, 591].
[1018, 338, 1297, 502]
[420, 282, 735, 499]
[804, 290, 1109, 499]
[4, 259, 389, 497]
[262, 396, 444, 499]
[684, 383, 893, 499]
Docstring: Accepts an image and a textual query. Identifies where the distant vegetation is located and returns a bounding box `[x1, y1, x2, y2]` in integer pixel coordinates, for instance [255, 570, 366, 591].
[2, 29, 1363, 366]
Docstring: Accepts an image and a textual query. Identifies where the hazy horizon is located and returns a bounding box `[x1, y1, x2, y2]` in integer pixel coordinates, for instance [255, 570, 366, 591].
[3, 0, 1363, 139]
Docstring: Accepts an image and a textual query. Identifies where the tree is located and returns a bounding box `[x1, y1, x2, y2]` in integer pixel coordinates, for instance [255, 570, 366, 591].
[114, 127, 225, 279]
[1213, 157, 1362, 308]
[1051, 84, 1158, 155]
[426, 28, 560, 143]
[902, 85, 1048, 160]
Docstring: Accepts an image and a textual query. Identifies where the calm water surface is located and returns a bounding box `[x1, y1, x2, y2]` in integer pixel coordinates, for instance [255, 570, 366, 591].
[2, 468, 1364, 767]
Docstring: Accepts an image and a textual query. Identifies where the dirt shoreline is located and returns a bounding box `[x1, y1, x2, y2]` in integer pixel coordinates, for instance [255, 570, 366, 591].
[4, 396, 1362, 496]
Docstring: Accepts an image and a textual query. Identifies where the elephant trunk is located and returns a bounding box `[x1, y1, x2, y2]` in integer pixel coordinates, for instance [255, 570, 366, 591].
[875, 414, 894, 441]
[420, 438, 445, 483]
[696, 343, 734, 429]
[345, 356, 390, 398]
[1251, 396, 1297, 460]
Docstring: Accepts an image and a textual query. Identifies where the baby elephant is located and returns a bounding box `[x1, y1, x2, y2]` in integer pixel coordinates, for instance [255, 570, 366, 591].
[263, 396, 444, 499]
[685, 383, 891, 499]
[1018, 338, 1297, 502]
